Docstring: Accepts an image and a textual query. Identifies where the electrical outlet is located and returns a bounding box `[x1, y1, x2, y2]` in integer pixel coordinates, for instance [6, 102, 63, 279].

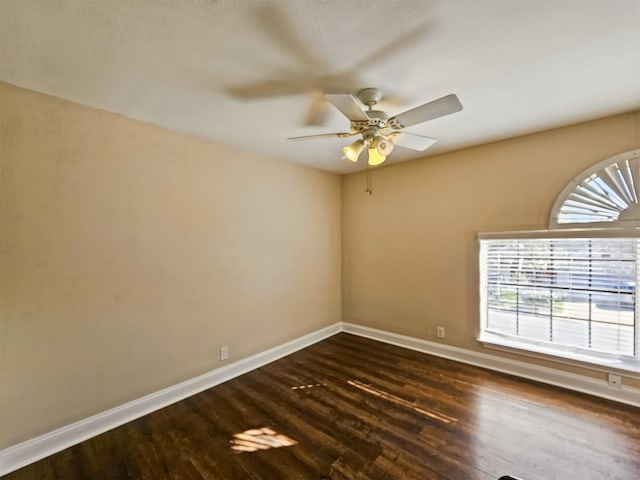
[607, 373, 622, 389]
[436, 326, 445, 339]
[220, 346, 229, 361]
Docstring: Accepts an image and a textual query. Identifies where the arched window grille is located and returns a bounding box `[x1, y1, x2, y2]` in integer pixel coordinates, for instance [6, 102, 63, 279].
[550, 149, 640, 228]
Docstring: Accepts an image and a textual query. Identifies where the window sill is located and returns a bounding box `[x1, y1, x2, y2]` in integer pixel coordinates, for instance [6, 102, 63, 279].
[478, 333, 640, 377]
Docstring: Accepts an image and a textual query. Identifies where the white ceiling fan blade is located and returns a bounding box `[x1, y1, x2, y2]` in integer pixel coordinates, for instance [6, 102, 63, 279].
[325, 94, 370, 121]
[255, 4, 328, 71]
[390, 132, 437, 151]
[304, 90, 330, 126]
[288, 132, 355, 141]
[389, 94, 463, 129]
[353, 23, 431, 71]
[226, 77, 311, 99]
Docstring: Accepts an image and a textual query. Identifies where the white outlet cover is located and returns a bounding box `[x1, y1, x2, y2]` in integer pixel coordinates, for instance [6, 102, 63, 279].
[607, 373, 622, 389]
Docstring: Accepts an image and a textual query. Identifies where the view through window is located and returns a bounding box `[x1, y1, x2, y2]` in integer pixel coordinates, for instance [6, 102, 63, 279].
[480, 237, 638, 367]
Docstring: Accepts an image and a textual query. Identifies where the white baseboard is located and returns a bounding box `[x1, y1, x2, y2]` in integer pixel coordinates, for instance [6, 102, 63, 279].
[3, 320, 638, 476]
[341, 322, 640, 408]
[0, 323, 341, 476]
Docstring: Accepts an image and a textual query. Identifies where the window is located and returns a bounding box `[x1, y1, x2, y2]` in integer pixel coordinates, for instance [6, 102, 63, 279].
[479, 235, 638, 370]
[550, 148, 640, 227]
[479, 149, 640, 372]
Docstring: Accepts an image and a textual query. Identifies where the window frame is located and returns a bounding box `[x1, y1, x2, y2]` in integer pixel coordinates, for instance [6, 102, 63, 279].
[478, 228, 640, 376]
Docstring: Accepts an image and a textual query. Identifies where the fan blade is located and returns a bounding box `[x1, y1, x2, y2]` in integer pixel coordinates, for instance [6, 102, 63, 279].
[353, 23, 431, 71]
[288, 132, 355, 141]
[325, 94, 370, 121]
[389, 94, 463, 129]
[390, 132, 437, 151]
[304, 90, 330, 126]
[225, 75, 312, 100]
[255, 5, 328, 71]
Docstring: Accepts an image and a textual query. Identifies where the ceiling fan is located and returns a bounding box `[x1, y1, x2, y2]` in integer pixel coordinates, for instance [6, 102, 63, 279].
[288, 88, 463, 166]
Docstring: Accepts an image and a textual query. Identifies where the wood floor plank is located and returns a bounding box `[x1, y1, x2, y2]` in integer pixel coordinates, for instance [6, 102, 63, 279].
[3, 333, 639, 479]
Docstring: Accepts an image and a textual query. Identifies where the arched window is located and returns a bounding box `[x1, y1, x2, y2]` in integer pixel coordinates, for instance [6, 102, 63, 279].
[550, 149, 640, 227]
[479, 149, 640, 373]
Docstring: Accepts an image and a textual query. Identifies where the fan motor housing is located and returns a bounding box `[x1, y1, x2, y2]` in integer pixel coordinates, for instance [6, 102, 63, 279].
[351, 110, 388, 134]
[361, 128, 378, 141]
[367, 110, 388, 127]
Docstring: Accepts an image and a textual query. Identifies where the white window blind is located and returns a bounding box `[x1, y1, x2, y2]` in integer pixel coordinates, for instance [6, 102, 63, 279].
[480, 237, 638, 362]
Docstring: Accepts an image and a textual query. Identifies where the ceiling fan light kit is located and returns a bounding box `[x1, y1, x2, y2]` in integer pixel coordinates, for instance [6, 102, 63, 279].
[367, 147, 387, 166]
[344, 138, 367, 162]
[372, 136, 394, 156]
[288, 88, 463, 167]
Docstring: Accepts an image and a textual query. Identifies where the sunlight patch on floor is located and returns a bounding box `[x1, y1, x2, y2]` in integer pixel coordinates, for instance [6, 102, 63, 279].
[347, 379, 457, 424]
[230, 427, 298, 453]
[291, 383, 325, 390]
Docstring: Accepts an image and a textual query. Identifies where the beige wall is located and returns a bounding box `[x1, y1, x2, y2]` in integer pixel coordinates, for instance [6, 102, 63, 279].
[0, 82, 342, 448]
[342, 111, 640, 387]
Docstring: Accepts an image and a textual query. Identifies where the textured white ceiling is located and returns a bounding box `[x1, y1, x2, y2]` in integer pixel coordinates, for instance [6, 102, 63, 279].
[1, 0, 639, 174]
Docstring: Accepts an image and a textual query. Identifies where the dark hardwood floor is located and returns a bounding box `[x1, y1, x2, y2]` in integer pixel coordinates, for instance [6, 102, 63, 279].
[4, 333, 639, 479]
